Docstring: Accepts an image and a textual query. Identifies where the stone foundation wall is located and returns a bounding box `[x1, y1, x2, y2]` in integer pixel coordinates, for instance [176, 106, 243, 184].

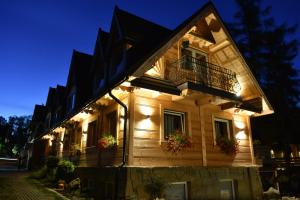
[76, 166, 263, 200]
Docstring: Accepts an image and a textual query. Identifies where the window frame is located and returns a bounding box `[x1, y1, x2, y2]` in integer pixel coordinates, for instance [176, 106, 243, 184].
[165, 181, 189, 200]
[219, 179, 237, 200]
[212, 115, 234, 146]
[106, 110, 117, 137]
[181, 47, 208, 70]
[86, 120, 97, 147]
[163, 109, 186, 140]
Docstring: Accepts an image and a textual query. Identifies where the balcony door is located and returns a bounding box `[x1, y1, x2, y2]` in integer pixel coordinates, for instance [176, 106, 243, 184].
[181, 48, 208, 84]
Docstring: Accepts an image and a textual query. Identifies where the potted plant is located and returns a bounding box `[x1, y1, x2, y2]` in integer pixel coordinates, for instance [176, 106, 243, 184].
[216, 137, 239, 155]
[165, 131, 192, 153]
[98, 134, 117, 166]
[98, 134, 117, 149]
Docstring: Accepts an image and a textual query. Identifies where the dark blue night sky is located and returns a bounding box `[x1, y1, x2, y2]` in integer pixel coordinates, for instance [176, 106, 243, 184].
[0, 0, 299, 118]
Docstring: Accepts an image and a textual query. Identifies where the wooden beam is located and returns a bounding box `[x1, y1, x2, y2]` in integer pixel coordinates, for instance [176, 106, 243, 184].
[209, 39, 230, 52]
[220, 97, 262, 113]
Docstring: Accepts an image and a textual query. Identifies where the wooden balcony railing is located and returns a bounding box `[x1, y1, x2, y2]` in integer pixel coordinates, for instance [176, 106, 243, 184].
[166, 55, 241, 94]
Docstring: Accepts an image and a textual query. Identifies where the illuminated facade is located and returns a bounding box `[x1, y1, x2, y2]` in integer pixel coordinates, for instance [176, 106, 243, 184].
[30, 2, 274, 199]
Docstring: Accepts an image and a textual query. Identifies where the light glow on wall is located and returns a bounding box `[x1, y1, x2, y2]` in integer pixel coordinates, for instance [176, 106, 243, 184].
[82, 121, 88, 133]
[120, 81, 131, 87]
[141, 118, 152, 130]
[152, 91, 160, 98]
[270, 149, 275, 158]
[42, 134, 54, 146]
[235, 131, 247, 140]
[82, 132, 87, 142]
[136, 103, 155, 130]
[234, 121, 245, 129]
[139, 105, 154, 116]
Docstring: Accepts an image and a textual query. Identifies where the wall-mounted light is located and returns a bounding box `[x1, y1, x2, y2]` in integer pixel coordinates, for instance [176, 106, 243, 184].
[82, 121, 88, 133]
[235, 131, 247, 140]
[82, 132, 87, 142]
[270, 149, 275, 158]
[234, 121, 245, 130]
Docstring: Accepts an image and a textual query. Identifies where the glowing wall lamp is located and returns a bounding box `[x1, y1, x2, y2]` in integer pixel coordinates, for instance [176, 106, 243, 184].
[234, 121, 247, 140]
[235, 131, 247, 140]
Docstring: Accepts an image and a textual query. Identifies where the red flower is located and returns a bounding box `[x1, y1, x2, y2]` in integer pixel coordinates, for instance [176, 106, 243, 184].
[98, 138, 109, 149]
[165, 133, 192, 153]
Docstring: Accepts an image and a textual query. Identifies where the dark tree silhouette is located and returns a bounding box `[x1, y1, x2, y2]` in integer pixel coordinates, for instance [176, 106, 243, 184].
[229, 0, 300, 144]
[0, 115, 31, 157]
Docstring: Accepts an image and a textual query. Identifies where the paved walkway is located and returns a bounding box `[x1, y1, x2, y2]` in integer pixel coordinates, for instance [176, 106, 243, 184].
[0, 171, 66, 200]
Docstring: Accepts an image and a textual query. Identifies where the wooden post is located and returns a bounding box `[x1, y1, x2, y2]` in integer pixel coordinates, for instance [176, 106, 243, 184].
[246, 116, 255, 165]
[200, 105, 207, 166]
[127, 91, 135, 165]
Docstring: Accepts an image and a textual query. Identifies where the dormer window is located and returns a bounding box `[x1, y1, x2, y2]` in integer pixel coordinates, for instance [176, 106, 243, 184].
[67, 93, 76, 112]
[71, 93, 76, 110]
[46, 113, 51, 129]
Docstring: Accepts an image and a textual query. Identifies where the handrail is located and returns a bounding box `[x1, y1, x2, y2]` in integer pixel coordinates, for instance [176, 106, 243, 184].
[167, 55, 241, 94]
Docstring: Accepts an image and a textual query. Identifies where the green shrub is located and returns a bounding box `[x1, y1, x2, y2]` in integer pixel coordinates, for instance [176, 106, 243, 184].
[56, 160, 75, 183]
[30, 165, 48, 179]
[46, 156, 59, 169]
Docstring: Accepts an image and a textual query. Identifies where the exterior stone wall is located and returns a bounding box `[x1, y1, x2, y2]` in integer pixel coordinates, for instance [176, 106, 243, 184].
[76, 166, 263, 200]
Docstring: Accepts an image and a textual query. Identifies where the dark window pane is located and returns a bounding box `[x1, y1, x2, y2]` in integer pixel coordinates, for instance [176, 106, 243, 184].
[164, 111, 184, 139]
[87, 121, 97, 147]
[107, 111, 117, 137]
[181, 49, 193, 70]
[214, 119, 233, 140]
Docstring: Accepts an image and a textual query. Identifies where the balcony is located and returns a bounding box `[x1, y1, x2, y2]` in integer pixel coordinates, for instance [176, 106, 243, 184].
[166, 55, 241, 95]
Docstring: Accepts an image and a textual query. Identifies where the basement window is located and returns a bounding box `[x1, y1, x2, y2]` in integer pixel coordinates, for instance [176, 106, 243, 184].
[219, 179, 237, 200]
[164, 110, 186, 139]
[164, 182, 188, 200]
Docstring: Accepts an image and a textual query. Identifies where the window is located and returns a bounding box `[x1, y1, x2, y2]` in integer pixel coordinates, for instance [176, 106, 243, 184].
[67, 93, 76, 112]
[107, 111, 117, 137]
[213, 118, 233, 143]
[164, 110, 186, 139]
[219, 180, 237, 200]
[87, 121, 97, 147]
[45, 113, 51, 128]
[181, 48, 208, 71]
[164, 182, 188, 200]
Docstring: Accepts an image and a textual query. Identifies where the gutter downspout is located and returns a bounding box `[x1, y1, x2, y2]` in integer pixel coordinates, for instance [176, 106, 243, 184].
[108, 78, 128, 166]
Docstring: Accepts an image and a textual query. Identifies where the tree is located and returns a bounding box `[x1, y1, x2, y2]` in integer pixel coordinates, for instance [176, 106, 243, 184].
[8, 116, 32, 151]
[230, 0, 300, 144]
[229, 0, 273, 82]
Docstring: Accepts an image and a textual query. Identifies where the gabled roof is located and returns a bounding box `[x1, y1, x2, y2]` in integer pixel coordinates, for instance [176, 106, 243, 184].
[54, 85, 66, 108]
[90, 29, 110, 79]
[45, 87, 56, 109]
[32, 104, 46, 123]
[131, 2, 213, 77]
[118, 2, 273, 114]
[115, 7, 171, 43]
[115, 7, 172, 69]
[66, 50, 93, 92]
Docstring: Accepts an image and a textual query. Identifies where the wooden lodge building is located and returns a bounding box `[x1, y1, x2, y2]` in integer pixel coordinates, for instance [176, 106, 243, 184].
[29, 2, 274, 199]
